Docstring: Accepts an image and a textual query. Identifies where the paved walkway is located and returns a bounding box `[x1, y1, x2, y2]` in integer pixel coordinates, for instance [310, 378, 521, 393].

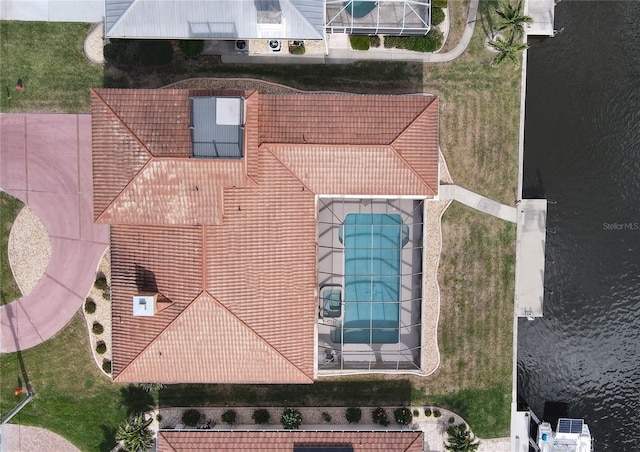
[0, 114, 108, 353]
[439, 184, 517, 223]
[221, 0, 479, 64]
[2, 424, 80, 452]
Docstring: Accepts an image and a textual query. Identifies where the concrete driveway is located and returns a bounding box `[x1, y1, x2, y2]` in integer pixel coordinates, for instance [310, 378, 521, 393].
[0, 114, 108, 353]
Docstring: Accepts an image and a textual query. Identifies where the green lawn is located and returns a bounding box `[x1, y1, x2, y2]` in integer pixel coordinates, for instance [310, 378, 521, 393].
[0, 191, 24, 305]
[0, 22, 103, 113]
[0, 314, 128, 452]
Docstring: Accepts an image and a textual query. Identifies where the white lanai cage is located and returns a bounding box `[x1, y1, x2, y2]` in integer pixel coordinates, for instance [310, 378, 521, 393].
[326, 0, 431, 35]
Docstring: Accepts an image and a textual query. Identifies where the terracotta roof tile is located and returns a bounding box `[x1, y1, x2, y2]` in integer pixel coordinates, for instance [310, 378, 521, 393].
[205, 151, 317, 379]
[115, 292, 312, 383]
[99, 159, 247, 226]
[259, 94, 434, 145]
[93, 89, 192, 157]
[94, 89, 440, 384]
[392, 98, 439, 195]
[91, 91, 151, 220]
[158, 431, 424, 452]
[268, 144, 432, 196]
[110, 225, 203, 378]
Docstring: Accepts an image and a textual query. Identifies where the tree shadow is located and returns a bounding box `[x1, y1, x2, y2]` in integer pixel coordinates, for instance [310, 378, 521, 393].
[120, 384, 155, 417]
[479, 0, 501, 39]
[99, 424, 117, 452]
[135, 265, 158, 293]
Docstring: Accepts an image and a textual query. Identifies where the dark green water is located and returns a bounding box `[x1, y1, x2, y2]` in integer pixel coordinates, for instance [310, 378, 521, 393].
[520, 1, 640, 450]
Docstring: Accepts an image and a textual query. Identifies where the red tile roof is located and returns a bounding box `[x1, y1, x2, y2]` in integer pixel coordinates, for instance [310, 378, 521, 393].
[157, 430, 424, 452]
[92, 88, 439, 384]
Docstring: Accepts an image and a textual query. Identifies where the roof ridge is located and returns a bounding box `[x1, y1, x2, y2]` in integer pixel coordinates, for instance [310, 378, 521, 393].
[389, 98, 439, 194]
[261, 144, 315, 194]
[404, 432, 423, 451]
[91, 89, 155, 222]
[203, 290, 314, 382]
[114, 290, 204, 380]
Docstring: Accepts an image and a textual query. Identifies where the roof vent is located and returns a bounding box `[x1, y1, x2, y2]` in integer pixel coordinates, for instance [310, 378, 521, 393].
[132, 292, 175, 316]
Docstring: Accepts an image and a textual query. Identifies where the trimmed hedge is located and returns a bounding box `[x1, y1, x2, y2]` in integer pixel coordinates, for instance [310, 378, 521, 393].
[370, 35, 381, 48]
[349, 35, 370, 51]
[383, 30, 443, 53]
[92, 322, 104, 335]
[432, 0, 448, 8]
[102, 360, 111, 373]
[252, 409, 270, 424]
[346, 407, 362, 424]
[431, 7, 445, 26]
[221, 409, 237, 425]
[104, 39, 174, 66]
[179, 40, 204, 58]
[182, 409, 201, 427]
[96, 341, 107, 354]
[84, 298, 96, 314]
[289, 44, 305, 55]
[94, 273, 108, 290]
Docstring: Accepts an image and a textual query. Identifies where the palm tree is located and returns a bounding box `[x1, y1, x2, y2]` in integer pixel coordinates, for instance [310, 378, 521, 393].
[494, 0, 533, 38]
[138, 382, 166, 393]
[488, 35, 529, 66]
[444, 423, 480, 452]
[116, 415, 154, 452]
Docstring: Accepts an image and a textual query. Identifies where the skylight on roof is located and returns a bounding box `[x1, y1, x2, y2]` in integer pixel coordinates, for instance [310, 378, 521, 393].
[190, 96, 244, 159]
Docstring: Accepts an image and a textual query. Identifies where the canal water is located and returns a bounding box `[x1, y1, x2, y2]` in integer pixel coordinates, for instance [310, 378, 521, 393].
[520, 1, 640, 450]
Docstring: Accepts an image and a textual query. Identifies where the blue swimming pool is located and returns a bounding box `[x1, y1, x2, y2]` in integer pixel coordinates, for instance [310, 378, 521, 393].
[344, 1, 377, 19]
[335, 213, 407, 344]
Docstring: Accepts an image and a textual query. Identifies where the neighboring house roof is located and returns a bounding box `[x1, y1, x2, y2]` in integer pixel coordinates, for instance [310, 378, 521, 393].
[91, 88, 439, 384]
[105, 0, 325, 40]
[157, 430, 424, 451]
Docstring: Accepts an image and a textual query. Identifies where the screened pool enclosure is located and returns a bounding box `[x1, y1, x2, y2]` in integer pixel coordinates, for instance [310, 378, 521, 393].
[317, 198, 424, 373]
[326, 0, 431, 35]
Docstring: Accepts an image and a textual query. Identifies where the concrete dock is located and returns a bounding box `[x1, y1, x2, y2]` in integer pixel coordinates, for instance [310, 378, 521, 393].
[525, 0, 556, 37]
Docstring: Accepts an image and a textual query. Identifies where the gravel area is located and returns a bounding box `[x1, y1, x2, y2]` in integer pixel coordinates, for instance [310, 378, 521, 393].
[84, 22, 105, 64]
[7, 206, 51, 296]
[82, 247, 112, 375]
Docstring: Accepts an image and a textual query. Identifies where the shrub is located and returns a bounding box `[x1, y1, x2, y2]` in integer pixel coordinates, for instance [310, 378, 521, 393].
[139, 383, 166, 393]
[370, 35, 381, 47]
[96, 341, 107, 354]
[179, 40, 204, 58]
[104, 39, 173, 66]
[346, 407, 362, 424]
[349, 35, 370, 51]
[252, 409, 270, 425]
[102, 291, 110, 301]
[432, 0, 448, 8]
[281, 408, 302, 429]
[182, 409, 201, 427]
[221, 409, 237, 425]
[84, 298, 96, 314]
[413, 409, 420, 418]
[94, 273, 108, 290]
[102, 360, 112, 373]
[431, 7, 445, 26]
[424, 408, 432, 417]
[449, 416, 456, 424]
[383, 30, 444, 53]
[156, 414, 163, 422]
[372, 407, 390, 427]
[433, 409, 442, 418]
[394, 407, 413, 425]
[92, 322, 104, 335]
[322, 412, 332, 423]
[289, 43, 305, 55]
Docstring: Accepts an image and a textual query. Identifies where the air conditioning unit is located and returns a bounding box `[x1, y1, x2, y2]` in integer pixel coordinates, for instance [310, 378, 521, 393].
[268, 40, 282, 52]
[234, 40, 248, 53]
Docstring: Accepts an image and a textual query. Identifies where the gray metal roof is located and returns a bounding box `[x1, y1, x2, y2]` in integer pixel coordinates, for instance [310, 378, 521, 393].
[105, 0, 324, 40]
